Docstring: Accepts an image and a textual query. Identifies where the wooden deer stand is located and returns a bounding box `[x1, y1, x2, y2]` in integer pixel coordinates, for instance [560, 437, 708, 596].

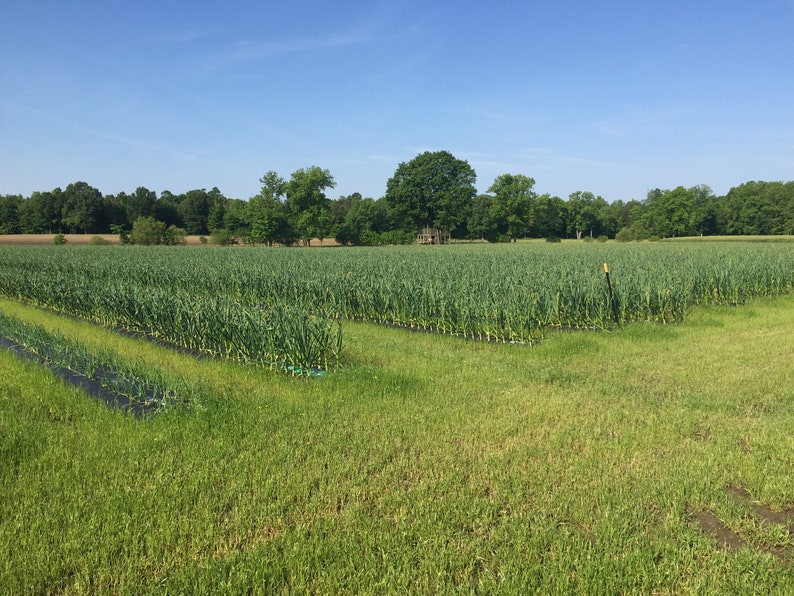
[417, 227, 450, 245]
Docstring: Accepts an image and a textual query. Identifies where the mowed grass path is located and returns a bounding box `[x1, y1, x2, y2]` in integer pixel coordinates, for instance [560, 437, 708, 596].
[1, 293, 793, 593]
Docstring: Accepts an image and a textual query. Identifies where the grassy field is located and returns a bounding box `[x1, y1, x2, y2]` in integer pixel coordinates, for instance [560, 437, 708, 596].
[1, 281, 793, 592]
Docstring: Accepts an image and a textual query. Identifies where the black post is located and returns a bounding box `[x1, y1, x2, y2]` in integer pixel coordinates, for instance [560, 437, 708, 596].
[603, 263, 621, 328]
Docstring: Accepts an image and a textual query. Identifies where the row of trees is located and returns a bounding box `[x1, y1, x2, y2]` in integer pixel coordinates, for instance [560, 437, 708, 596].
[1, 151, 792, 244]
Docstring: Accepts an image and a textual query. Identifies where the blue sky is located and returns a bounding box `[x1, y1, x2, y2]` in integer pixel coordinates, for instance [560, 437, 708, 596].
[2, 0, 793, 203]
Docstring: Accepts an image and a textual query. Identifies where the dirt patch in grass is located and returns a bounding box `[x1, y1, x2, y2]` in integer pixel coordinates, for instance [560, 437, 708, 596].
[726, 486, 794, 528]
[689, 507, 747, 552]
[690, 485, 794, 562]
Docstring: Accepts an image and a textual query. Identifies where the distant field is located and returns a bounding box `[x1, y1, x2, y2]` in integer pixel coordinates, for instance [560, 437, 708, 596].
[660, 235, 794, 243]
[0, 233, 204, 245]
[1, 233, 790, 246]
[0, 234, 341, 246]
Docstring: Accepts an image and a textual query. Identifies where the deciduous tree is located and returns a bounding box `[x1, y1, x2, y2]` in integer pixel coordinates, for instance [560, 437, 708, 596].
[724, 181, 794, 235]
[249, 171, 288, 246]
[533, 194, 566, 239]
[385, 150, 476, 235]
[0, 194, 23, 234]
[285, 166, 335, 246]
[566, 191, 606, 239]
[18, 189, 64, 233]
[467, 194, 497, 241]
[61, 181, 103, 234]
[642, 186, 696, 238]
[488, 174, 536, 241]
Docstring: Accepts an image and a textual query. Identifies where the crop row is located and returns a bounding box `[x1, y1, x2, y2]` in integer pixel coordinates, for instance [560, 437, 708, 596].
[0, 310, 195, 413]
[0, 254, 343, 374]
[0, 242, 791, 351]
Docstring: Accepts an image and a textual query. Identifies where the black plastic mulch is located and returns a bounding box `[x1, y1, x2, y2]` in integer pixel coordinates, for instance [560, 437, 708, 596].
[0, 336, 157, 417]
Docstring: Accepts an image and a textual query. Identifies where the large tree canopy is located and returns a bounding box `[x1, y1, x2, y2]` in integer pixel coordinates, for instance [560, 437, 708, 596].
[385, 150, 476, 235]
[566, 191, 608, 239]
[61, 181, 103, 234]
[488, 174, 537, 241]
[724, 180, 794, 235]
[285, 166, 335, 246]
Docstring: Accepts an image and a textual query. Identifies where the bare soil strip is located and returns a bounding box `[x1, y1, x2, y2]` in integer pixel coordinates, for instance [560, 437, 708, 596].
[0, 234, 338, 245]
[0, 234, 206, 245]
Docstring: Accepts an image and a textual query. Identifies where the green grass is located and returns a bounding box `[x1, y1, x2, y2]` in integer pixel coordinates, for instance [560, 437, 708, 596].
[1, 293, 793, 592]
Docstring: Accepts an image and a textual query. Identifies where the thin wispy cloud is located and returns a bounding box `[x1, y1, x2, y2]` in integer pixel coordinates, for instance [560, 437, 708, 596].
[150, 28, 214, 45]
[1, 100, 209, 164]
[71, 123, 210, 164]
[591, 103, 695, 140]
[201, 3, 432, 79]
[226, 31, 369, 62]
[206, 8, 392, 73]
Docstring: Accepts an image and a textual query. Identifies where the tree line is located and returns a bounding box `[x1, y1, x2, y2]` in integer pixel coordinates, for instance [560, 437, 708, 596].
[1, 151, 792, 244]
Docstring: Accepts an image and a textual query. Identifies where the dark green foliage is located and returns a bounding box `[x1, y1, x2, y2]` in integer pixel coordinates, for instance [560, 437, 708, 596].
[61, 181, 103, 234]
[0, 194, 23, 234]
[724, 180, 794, 235]
[153, 190, 183, 228]
[333, 194, 385, 245]
[385, 150, 477, 235]
[467, 193, 497, 241]
[179, 189, 213, 235]
[533, 194, 567, 239]
[249, 172, 290, 246]
[285, 167, 335, 246]
[567, 191, 608, 239]
[209, 228, 238, 246]
[642, 186, 697, 238]
[488, 174, 536, 241]
[17, 189, 64, 233]
[130, 217, 186, 245]
[121, 187, 157, 224]
[4, 170, 793, 243]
